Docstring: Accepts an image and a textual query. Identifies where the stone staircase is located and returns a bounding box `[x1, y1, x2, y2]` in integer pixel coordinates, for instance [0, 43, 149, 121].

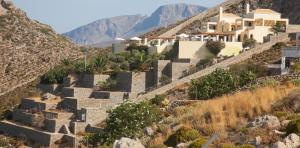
[137, 33, 290, 100]
[159, 0, 244, 38]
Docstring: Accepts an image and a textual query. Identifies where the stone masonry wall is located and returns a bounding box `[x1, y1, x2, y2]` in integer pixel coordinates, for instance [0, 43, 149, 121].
[171, 62, 190, 81]
[154, 60, 171, 85]
[0, 121, 64, 147]
[82, 108, 107, 126]
[138, 33, 289, 100]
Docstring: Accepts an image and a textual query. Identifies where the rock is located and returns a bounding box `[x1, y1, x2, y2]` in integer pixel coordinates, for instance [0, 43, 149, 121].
[247, 115, 281, 129]
[1, 0, 14, 9]
[281, 120, 291, 127]
[255, 136, 262, 145]
[271, 141, 287, 148]
[176, 143, 188, 148]
[284, 133, 300, 148]
[42, 93, 56, 100]
[144, 127, 154, 136]
[113, 138, 145, 148]
[273, 130, 286, 135]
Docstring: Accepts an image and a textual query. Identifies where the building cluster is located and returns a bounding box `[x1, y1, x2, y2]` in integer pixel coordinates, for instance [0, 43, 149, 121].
[0, 4, 294, 147]
[114, 4, 288, 65]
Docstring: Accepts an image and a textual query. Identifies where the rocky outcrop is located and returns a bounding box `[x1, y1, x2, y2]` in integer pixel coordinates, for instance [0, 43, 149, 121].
[247, 115, 281, 129]
[113, 138, 145, 148]
[271, 134, 300, 148]
[0, 2, 82, 97]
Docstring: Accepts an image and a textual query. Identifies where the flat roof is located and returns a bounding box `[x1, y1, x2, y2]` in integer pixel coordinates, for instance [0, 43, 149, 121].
[193, 32, 236, 36]
[252, 9, 280, 14]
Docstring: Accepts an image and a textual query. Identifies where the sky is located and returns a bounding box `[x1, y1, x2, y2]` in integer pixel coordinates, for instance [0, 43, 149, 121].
[13, 0, 224, 33]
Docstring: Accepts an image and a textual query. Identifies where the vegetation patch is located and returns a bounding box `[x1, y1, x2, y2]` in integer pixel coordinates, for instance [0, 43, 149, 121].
[164, 127, 200, 147]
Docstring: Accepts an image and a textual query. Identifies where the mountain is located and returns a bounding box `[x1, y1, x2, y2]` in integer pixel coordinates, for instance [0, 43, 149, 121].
[63, 3, 207, 47]
[0, 0, 81, 97]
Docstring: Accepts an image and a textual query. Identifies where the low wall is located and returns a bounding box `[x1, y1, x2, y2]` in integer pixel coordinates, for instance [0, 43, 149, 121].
[44, 118, 71, 133]
[20, 98, 56, 111]
[171, 62, 190, 81]
[12, 109, 35, 126]
[82, 108, 107, 125]
[62, 87, 93, 98]
[0, 121, 64, 147]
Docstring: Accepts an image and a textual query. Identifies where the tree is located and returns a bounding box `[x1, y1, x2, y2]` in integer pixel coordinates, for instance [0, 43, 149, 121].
[89, 55, 108, 74]
[206, 40, 225, 55]
[188, 69, 238, 100]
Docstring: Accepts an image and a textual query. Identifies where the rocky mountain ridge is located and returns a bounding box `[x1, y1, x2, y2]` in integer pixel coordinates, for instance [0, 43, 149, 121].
[63, 3, 206, 47]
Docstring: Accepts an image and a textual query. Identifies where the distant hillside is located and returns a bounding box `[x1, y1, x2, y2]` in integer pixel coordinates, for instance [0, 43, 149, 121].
[0, 0, 81, 97]
[63, 3, 207, 47]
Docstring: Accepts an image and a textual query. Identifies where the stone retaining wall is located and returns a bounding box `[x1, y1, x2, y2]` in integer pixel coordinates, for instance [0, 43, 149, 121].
[0, 121, 64, 147]
[137, 33, 289, 100]
[44, 118, 71, 133]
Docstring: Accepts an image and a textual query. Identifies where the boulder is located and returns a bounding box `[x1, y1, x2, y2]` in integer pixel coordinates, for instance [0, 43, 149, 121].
[247, 115, 281, 129]
[284, 133, 300, 148]
[113, 138, 145, 148]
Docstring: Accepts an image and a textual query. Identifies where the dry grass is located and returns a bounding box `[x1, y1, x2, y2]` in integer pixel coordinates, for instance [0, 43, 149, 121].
[172, 85, 298, 135]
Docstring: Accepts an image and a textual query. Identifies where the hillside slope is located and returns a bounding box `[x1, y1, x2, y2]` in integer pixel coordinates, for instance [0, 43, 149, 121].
[63, 3, 206, 47]
[0, 0, 81, 96]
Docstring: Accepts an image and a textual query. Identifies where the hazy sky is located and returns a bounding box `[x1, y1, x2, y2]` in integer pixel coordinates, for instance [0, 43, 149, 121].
[13, 0, 224, 33]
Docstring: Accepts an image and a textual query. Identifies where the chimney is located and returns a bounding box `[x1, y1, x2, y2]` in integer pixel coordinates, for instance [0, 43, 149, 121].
[246, 3, 250, 14]
[219, 7, 223, 20]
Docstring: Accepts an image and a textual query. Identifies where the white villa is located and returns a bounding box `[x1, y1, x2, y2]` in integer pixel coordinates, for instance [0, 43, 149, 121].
[202, 4, 289, 43]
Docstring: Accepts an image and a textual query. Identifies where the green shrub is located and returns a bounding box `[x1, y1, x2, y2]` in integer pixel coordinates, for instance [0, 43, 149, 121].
[151, 95, 166, 106]
[238, 70, 257, 87]
[261, 78, 280, 87]
[101, 101, 161, 144]
[243, 38, 256, 48]
[40, 67, 68, 84]
[97, 78, 117, 91]
[274, 112, 288, 119]
[289, 79, 300, 86]
[220, 143, 235, 148]
[188, 69, 238, 100]
[206, 40, 225, 55]
[272, 42, 287, 50]
[188, 137, 207, 148]
[238, 144, 255, 148]
[285, 119, 300, 135]
[165, 127, 200, 147]
[291, 63, 300, 73]
[149, 144, 168, 148]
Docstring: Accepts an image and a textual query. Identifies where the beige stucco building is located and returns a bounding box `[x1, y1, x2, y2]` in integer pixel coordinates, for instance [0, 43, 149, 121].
[202, 4, 289, 43]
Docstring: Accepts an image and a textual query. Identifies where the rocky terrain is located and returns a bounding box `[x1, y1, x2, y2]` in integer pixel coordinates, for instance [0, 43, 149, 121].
[63, 3, 206, 47]
[0, 0, 82, 98]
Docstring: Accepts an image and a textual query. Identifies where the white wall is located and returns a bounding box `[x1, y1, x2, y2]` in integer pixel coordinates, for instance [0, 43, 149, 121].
[178, 41, 213, 60]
